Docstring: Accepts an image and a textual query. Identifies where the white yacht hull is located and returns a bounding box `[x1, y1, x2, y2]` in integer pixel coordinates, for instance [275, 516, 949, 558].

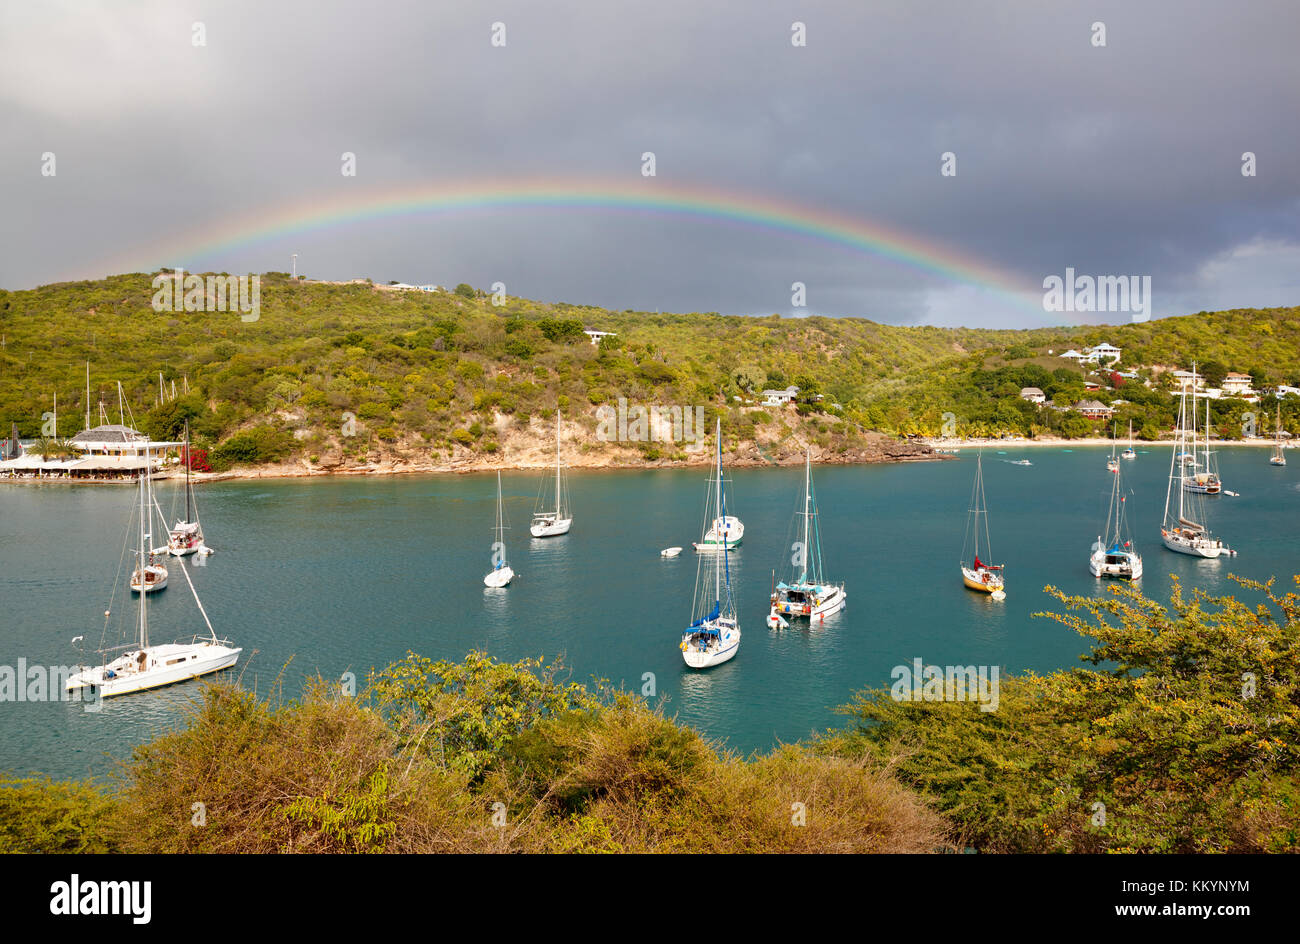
[66, 642, 241, 698]
[693, 515, 744, 551]
[484, 565, 514, 588]
[168, 522, 204, 556]
[1161, 530, 1223, 558]
[529, 517, 571, 538]
[130, 565, 168, 594]
[1090, 549, 1143, 579]
[681, 623, 741, 669]
[773, 585, 847, 619]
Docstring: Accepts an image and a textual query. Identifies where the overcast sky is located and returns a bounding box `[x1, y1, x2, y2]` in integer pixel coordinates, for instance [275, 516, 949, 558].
[2, 0, 1297, 328]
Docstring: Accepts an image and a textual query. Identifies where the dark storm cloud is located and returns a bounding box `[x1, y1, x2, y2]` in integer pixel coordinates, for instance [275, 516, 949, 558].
[1, 0, 1297, 327]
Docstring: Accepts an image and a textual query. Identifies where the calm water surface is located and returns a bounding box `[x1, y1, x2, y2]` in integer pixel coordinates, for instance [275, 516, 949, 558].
[2, 447, 1297, 780]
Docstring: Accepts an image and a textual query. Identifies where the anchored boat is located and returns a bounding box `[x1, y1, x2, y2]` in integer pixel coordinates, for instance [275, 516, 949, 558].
[681, 419, 741, 668]
[770, 446, 845, 621]
[960, 453, 1005, 596]
[66, 451, 239, 698]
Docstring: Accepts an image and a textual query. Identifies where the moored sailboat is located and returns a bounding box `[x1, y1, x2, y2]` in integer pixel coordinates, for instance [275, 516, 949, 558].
[1091, 462, 1142, 579]
[484, 471, 515, 587]
[681, 419, 741, 668]
[1271, 402, 1287, 466]
[530, 411, 572, 537]
[130, 448, 168, 593]
[1121, 419, 1136, 460]
[1162, 377, 1232, 557]
[770, 446, 846, 621]
[168, 421, 205, 555]
[66, 453, 239, 698]
[960, 453, 1005, 597]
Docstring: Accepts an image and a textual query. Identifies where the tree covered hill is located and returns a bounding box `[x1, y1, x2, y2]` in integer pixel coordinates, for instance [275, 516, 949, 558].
[0, 272, 1296, 469]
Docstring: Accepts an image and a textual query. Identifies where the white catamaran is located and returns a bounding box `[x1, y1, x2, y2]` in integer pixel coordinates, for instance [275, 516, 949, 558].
[1162, 377, 1232, 557]
[960, 453, 1005, 597]
[1121, 419, 1136, 460]
[129, 447, 168, 593]
[1091, 462, 1142, 579]
[484, 471, 515, 588]
[66, 458, 240, 698]
[770, 446, 846, 621]
[681, 419, 741, 668]
[530, 412, 572, 537]
[168, 421, 205, 555]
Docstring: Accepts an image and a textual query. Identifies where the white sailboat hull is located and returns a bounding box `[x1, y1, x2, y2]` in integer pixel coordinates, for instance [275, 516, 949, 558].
[1090, 548, 1143, 579]
[681, 623, 741, 669]
[1161, 530, 1224, 558]
[130, 565, 168, 593]
[529, 516, 571, 537]
[65, 642, 241, 698]
[168, 521, 204, 556]
[773, 584, 847, 619]
[484, 565, 514, 587]
[693, 516, 744, 551]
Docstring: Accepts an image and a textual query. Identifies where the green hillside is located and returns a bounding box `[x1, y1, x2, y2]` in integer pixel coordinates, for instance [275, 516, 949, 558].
[0, 272, 1297, 469]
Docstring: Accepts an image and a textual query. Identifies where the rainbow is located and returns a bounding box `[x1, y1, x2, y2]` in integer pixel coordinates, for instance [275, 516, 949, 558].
[98, 177, 1039, 308]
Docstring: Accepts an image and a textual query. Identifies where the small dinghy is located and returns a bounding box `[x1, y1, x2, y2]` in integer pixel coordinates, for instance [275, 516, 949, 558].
[661, 546, 683, 558]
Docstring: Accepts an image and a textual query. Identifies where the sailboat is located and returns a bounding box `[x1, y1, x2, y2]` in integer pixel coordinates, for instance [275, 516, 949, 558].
[529, 412, 572, 537]
[66, 453, 240, 698]
[1182, 378, 1222, 493]
[681, 419, 741, 668]
[167, 421, 205, 555]
[1271, 402, 1287, 466]
[770, 446, 846, 621]
[130, 448, 168, 593]
[960, 453, 1005, 597]
[1162, 378, 1232, 557]
[1091, 462, 1142, 579]
[1121, 420, 1136, 460]
[1106, 424, 1119, 472]
[692, 437, 743, 552]
[483, 471, 514, 587]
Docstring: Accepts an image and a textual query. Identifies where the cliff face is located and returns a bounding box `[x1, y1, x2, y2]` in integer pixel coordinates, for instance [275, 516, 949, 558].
[209, 410, 946, 478]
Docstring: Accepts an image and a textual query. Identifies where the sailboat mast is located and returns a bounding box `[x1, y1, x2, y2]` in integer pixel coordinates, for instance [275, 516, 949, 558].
[714, 418, 721, 605]
[138, 447, 149, 649]
[118, 381, 124, 426]
[85, 362, 90, 432]
[184, 420, 193, 522]
[802, 447, 811, 581]
[554, 411, 562, 514]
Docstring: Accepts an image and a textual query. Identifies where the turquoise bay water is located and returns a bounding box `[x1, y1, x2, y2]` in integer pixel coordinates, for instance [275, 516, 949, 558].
[2, 447, 1297, 781]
